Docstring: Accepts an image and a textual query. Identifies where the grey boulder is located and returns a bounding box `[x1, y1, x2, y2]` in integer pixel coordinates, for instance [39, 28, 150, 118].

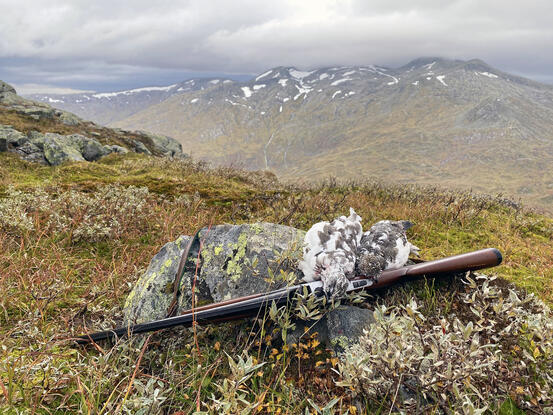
[133, 140, 151, 155]
[137, 130, 183, 157]
[0, 125, 27, 146]
[123, 222, 305, 324]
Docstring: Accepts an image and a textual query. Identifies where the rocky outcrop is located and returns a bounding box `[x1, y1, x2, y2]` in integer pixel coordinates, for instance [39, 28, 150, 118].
[0, 81, 16, 97]
[123, 222, 375, 349]
[1, 126, 113, 165]
[0, 79, 189, 162]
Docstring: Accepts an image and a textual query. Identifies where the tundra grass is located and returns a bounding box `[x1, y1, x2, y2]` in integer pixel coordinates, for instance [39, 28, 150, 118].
[0, 152, 552, 413]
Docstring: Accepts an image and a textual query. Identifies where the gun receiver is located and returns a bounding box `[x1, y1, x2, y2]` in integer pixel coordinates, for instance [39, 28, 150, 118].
[75, 248, 502, 345]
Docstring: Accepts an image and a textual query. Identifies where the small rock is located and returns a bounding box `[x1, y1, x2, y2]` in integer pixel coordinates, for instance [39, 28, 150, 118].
[326, 306, 375, 353]
[285, 305, 374, 352]
[14, 141, 48, 164]
[78, 136, 110, 161]
[106, 145, 129, 154]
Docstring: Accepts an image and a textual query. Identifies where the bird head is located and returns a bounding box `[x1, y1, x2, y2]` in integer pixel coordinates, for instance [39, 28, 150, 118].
[319, 263, 349, 299]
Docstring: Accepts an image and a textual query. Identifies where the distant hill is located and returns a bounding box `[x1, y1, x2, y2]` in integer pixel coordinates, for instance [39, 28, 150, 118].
[30, 58, 553, 210]
[27, 78, 235, 125]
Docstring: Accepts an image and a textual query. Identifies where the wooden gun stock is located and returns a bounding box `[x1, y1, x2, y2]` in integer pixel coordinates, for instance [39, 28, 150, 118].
[371, 247, 502, 289]
[75, 248, 502, 344]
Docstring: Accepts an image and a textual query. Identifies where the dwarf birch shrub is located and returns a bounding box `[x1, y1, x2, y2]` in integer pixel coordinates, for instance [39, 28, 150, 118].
[0, 184, 151, 242]
[337, 275, 553, 413]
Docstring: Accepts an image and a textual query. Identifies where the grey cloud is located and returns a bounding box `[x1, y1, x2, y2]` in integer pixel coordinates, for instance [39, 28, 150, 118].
[0, 0, 551, 91]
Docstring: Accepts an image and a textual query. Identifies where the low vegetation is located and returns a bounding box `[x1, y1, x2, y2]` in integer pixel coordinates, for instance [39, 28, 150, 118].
[1, 152, 552, 413]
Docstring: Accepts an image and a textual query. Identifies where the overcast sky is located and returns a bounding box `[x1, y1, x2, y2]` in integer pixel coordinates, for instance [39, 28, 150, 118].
[1, 0, 552, 94]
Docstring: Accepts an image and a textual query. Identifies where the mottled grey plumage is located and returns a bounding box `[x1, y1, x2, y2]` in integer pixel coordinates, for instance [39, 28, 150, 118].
[356, 220, 420, 277]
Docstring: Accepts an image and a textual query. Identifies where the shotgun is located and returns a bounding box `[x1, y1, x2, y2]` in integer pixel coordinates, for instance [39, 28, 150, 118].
[76, 248, 502, 345]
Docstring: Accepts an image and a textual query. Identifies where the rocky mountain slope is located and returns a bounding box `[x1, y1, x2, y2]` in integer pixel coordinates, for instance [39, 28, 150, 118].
[30, 58, 553, 210]
[1, 80, 185, 165]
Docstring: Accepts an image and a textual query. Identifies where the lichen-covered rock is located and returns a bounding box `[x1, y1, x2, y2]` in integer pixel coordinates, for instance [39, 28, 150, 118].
[326, 306, 375, 352]
[41, 133, 86, 165]
[138, 130, 183, 157]
[78, 136, 110, 161]
[123, 235, 209, 324]
[57, 110, 82, 126]
[5, 130, 113, 165]
[133, 140, 151, 155]
[0, 125, 27, 146]
[122, 222, 376, 347]
[123, 223, 305, 324]
[14, 141, 48, 164]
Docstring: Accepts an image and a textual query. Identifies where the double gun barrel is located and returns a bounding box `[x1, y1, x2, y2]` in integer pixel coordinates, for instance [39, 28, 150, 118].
[76, 247, 502, 345]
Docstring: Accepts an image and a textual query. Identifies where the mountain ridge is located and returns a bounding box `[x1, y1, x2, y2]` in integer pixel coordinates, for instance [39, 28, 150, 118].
[26, 58, 553, 210]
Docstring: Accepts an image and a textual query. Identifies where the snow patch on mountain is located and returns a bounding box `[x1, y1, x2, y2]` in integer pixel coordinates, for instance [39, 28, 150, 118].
[92, 84, 177, 99]
[436, 75, 448, 86]
[241, 87, 252, 98]
[289, 69, 315, 79]
[478, 72, 499, 79]
[331, 78, 352, 86]
[256, 70, 273, 81]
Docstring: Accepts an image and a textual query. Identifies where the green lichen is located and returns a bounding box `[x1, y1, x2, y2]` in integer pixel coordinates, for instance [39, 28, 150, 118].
[226, 231, 248, 282]
[214, 245, 223, 256]
[249, 223, 264, 235]
[202, 245, 214, 265]
[330, 335, 352, 350]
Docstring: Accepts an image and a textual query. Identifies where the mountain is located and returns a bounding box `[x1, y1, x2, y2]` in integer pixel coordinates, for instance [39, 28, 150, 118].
[27, 78, 235, 125]
[30, 58, 553, 210]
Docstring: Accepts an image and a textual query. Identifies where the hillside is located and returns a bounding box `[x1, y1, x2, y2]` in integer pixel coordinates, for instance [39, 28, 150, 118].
[0, 80, 186, 164]
[33, 57, 553, 211]
[1, 146, 553, 412]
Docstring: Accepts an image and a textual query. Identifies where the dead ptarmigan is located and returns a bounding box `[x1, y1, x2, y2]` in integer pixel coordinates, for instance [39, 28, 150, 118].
[356, 220, 420, 278]
[299, 208, 363, 298]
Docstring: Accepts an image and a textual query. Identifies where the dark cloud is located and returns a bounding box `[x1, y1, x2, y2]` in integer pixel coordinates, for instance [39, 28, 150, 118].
[0, 0, 551, 92]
